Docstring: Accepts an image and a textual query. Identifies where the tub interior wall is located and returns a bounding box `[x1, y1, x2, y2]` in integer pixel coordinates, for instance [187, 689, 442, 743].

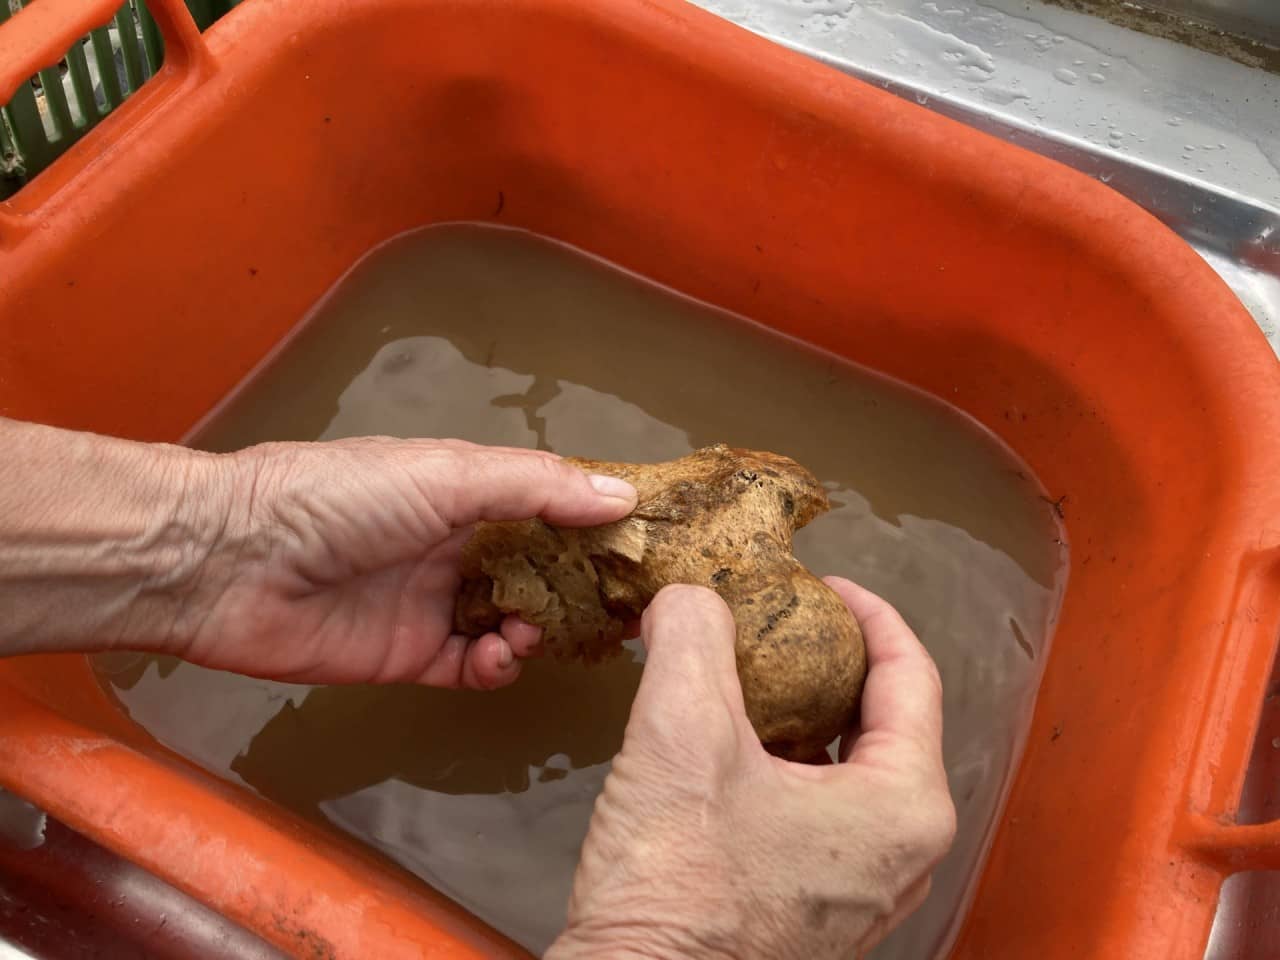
[0, 4, 1272, 958]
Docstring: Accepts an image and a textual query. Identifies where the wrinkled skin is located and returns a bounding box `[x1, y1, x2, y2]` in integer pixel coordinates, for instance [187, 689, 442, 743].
[455, 444, 867, 758]
[546, 582, 956, 960]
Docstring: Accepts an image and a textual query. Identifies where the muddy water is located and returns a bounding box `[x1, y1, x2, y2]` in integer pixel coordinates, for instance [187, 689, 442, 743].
[94, 224, 1066, 959]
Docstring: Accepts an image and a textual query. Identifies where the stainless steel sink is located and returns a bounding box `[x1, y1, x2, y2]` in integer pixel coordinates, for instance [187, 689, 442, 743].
[693, 0, 1280, 358]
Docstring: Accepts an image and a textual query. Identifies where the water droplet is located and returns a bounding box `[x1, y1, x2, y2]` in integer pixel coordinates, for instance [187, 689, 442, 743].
[916, 92, 930, 105]
[1167, 116, 1184, 127]
[1053, 68, 1079, 85]
[1099, 172, 1113, 183]
[1087, 73, 1106, 84]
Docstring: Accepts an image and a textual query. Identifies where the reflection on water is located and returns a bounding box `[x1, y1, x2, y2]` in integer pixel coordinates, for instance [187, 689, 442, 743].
[96, 224, 1066, 958]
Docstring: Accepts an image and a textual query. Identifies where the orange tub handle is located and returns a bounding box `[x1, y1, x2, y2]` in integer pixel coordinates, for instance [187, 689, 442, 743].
[1185, 815, 1280, 873]
[0, 0, 210, 248]
[1180, 545, 1280, 875]
[0, 0, 207, 107]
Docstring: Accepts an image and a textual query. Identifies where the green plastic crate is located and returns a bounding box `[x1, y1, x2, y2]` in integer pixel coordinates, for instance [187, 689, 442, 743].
[0, 0, 244, 200]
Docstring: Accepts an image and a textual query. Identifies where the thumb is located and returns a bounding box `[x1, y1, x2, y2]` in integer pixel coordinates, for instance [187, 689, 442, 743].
[428, 445, 638, 528]
[624, 585, 756, 767]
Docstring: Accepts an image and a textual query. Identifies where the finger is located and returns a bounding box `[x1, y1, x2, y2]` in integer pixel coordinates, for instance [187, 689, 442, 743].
[462, 632, 523, 690]
[413, 633, 470, 687]
[413, 632, 524, 689]
[500, 615, 544, 657]
[627, 585, 754, 764]
[428, 447, 637, 528]
[823, 577, 943, 762]
[431, 525, 475, 564]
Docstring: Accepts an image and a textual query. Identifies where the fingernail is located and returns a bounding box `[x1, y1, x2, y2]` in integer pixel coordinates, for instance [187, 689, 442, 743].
[497, 641, 514, 668]
[588, 474, 637, 501]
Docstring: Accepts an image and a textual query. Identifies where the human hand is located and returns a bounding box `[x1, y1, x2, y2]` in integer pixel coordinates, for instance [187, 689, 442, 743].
[546, 579, 955, 960]
[166, 438, 637, 688]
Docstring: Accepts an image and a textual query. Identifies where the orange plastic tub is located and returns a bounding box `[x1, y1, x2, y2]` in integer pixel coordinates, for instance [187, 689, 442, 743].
[2, 0, 1279, 957]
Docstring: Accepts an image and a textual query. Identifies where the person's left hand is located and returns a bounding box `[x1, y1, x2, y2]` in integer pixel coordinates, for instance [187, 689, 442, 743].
[162, 438, 637, 689]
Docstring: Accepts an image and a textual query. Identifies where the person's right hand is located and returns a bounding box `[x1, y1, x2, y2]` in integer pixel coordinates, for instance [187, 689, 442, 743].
[546, 578, 955, 960]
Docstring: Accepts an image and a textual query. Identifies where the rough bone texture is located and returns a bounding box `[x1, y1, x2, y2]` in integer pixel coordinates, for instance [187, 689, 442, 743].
[455, 444, 866, 758]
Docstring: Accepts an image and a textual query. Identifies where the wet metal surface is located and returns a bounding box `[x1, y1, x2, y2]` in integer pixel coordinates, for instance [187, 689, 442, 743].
[695, 0, 1280, 353]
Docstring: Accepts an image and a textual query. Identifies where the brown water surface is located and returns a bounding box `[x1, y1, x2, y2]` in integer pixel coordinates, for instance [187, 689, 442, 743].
[95, 224, 1065, 958]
